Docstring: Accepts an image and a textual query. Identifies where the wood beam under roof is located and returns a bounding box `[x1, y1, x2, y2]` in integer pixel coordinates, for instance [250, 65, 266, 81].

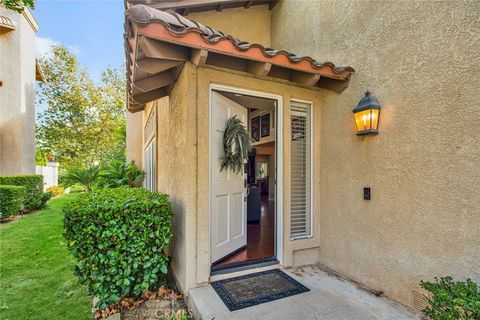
[316, 77, 350, 93]
[191, 49, 209, 67]
[138, 36, 188, 61]
[134, 72, 174, 93]
[132, 88, 168, 104]
[269, 0, 279, 10]
[133, 0, 277, 12]
[246, 61, 272, 77]
[290, 71, 321, 86]
[136, 58, 183, 74]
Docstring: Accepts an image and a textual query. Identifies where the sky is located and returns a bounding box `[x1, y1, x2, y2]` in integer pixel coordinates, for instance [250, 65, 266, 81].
[33, 0, 125, 82]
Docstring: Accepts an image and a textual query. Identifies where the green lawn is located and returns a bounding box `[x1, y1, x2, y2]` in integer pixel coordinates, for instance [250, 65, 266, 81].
[0, 194, 91, 320]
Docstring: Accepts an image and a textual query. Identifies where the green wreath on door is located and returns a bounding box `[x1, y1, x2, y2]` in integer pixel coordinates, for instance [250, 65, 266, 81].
[220, 116, 253, 174]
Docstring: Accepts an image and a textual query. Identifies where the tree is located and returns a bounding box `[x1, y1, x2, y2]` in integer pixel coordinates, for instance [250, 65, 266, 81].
[36, 45, 126, 168]
[0, 0, 34, 13]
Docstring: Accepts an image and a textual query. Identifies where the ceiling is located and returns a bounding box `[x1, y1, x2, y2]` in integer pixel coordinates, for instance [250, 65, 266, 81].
[216, 91, 276, 111]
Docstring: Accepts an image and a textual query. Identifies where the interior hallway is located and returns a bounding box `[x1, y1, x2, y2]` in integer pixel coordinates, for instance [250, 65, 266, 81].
[214, 195, 275, 267]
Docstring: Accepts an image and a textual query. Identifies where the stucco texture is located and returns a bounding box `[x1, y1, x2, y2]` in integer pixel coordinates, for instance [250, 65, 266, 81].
[188, 4, 271, 46]
[195, 66, 324, 288]
[0, 8, 38, 175]
[125, 111, 143, 166]
[272, 0, 480, 309]
[143, 63, 325, 293]
[145, 64, 199, 293]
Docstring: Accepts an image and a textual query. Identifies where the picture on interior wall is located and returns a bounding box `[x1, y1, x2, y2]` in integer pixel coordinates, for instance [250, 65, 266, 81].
[251, 116, 260, 141]
[261, 113, 270, 137]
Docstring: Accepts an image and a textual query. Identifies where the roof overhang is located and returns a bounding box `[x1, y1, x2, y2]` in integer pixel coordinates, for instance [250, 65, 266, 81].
[35, 59, 46, 82]
[125, 5, 354, 112]
[0, 15, 16, 31]
[126, 0, 279, 15]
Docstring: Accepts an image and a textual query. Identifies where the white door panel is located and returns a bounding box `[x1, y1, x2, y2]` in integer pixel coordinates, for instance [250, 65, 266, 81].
[211, 92, 248, 263]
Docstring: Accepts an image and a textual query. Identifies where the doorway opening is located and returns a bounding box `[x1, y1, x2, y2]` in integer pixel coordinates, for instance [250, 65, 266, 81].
[210, 88, 279, 271]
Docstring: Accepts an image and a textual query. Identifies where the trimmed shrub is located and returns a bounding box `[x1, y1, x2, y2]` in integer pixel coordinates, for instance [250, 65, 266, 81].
[46, 186, 64, 197]
[0, 185, 26, 218]
[68, 184, 87, 193]
[40, 191, 53, 208]
[64, 188, 174, 310]
[420, 277, 480, 320]
[0, 175, 44, 210]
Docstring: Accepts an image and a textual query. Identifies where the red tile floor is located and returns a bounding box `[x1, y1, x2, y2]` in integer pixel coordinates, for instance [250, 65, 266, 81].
[214, 196, 275, 267]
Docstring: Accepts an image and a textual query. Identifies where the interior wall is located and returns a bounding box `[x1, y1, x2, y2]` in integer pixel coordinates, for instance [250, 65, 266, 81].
[249, 109, 275, 146]
[271, 0, 480, 309]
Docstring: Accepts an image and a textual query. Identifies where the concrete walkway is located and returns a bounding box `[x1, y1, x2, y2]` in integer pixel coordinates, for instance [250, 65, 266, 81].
[188, 265, 420, 320]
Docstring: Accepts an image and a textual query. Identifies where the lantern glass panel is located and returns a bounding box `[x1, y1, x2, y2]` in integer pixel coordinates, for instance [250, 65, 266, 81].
[354, 109, 372, 132]
[371, 109, 380, 130]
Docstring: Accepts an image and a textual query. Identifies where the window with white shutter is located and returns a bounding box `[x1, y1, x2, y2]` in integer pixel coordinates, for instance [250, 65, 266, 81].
[144, 138, 156, 192]
[290, 101, 312, 239]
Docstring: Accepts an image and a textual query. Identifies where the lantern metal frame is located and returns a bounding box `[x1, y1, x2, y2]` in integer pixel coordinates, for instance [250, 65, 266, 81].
[353, 91, 381, 136]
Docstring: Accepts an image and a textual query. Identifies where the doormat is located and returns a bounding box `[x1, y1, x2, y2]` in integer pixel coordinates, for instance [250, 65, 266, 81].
[210, 268, 310, 311]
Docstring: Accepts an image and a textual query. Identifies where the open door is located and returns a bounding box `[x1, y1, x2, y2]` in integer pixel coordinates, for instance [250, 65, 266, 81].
[210, 92, 248, 263]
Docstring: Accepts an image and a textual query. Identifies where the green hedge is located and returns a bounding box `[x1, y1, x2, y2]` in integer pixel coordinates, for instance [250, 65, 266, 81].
[420, 277, 480, 319]
[0, 175, 44, 210]
[0, 185, 26, 218]
[64, 188, 174, 310]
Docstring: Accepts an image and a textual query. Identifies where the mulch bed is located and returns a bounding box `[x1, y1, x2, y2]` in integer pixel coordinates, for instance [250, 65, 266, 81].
[94, 286, 189, 320]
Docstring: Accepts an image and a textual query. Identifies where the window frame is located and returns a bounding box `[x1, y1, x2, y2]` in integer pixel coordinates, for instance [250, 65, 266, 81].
[289, 100, 313, 240]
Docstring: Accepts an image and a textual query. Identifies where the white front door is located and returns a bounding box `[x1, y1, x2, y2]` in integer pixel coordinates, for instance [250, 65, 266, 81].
[210, 92, 248, 263]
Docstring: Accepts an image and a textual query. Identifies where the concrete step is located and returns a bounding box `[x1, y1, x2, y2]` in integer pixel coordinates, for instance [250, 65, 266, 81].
[188, 265, 420, 320]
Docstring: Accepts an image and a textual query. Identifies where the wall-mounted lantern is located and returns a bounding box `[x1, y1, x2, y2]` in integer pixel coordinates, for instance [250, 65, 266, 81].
[353, 91, 381, 136]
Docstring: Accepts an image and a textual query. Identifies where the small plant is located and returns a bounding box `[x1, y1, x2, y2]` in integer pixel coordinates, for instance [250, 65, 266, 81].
[420, 277, 480, 320]
[0, 175, 44, 210]
[68, 184, 87, 193]
[46, 186, 64, 197]
[61, 166, 100, 192]
[64, 188, 174, 310]
[0, 185, 26, 218]
[97, 160, 145, 188]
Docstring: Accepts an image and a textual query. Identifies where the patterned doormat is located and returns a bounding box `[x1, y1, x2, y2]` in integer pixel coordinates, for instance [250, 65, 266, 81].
[210, 268, 310, 311]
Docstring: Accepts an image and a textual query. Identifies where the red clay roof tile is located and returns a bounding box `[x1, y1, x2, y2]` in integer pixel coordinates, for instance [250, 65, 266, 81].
[125, 4, 354, 111]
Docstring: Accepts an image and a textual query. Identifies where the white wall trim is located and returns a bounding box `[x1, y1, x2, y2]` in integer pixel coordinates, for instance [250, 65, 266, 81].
[209, 84, 284, 265]
[22, 8, 38, 32]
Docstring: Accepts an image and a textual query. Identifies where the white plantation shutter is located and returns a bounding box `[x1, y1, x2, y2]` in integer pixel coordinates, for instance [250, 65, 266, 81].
[290, 102, 312, 239]
[144, 138, 156, 192]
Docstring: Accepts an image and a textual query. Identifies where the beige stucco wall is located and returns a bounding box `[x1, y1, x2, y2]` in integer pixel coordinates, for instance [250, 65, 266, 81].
[0, 7, 38, 175]
[125, 111, 143, 166]
[194, 65, 323, 289]
[138, 63, 325, 293]
[188, 4, 271, 46]
[145, 65, 199, 293]
[272, 0, 480, 309]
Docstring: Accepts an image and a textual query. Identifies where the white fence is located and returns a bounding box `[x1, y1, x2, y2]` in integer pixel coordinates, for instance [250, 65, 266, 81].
[35, 163, 59, 191]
